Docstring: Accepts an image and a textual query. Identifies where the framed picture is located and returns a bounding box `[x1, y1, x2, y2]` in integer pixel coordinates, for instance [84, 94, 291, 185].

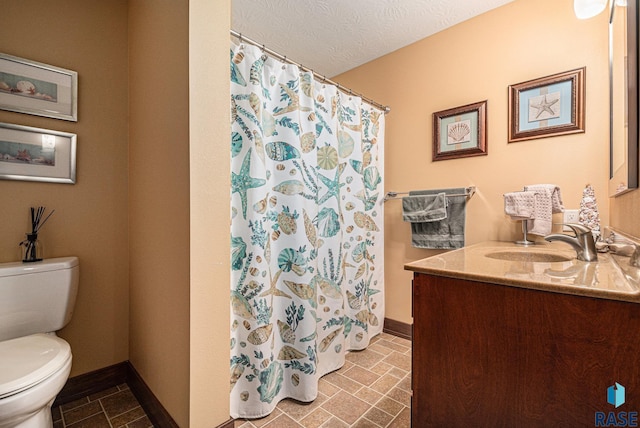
[0, 53, 78, 121]
[508, 67, 585, 143]
[0, 123, 76, 184]
[433, 100, 487, 161]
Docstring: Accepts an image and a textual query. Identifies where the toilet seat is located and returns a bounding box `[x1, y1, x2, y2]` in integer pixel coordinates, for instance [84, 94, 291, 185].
[0, 333, 71, 400]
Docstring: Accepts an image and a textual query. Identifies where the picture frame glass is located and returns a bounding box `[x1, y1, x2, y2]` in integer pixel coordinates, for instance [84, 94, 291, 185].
[508, 67, 584, 143]
[0, 53, 77, 121]
[0, 124, 76, 183]
[439, 111, 479, 153]
[432, 100, 487, 161]
[518, 80, 574, 132]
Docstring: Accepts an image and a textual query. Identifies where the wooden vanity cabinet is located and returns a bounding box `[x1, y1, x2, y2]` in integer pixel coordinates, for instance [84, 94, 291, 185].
[411, 272, 640, 427]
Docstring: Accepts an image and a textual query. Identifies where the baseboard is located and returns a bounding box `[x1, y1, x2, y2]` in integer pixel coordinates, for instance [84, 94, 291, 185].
[126, 363, 179, 428]
[54, 361, 178, 427]
[53, 362, 128, 407]
[383, 317, 413, 341]
[216, 418, 235, 428]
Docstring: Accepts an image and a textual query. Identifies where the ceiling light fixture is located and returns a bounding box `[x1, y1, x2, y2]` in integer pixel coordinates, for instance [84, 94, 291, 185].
[574, 0, 608, 19]
[574, 0, 627, 19]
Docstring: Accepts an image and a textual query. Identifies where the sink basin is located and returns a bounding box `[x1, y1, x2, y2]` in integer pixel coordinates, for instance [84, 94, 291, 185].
[485, 251, 572, 263]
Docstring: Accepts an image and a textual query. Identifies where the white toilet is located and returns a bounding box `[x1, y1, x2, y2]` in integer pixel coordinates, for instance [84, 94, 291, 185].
[0, 257, 79, 428]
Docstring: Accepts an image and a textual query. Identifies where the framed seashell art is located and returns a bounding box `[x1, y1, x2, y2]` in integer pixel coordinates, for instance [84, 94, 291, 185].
[433, 100, 488, 161]
[0, 53, 77, 121]
[0, 122, 76, 184]
[508, 67, 585, 143]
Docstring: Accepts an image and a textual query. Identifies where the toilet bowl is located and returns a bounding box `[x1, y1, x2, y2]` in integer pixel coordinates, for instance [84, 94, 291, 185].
[0, 334, 72, 428]
[0, 257, 79, 428]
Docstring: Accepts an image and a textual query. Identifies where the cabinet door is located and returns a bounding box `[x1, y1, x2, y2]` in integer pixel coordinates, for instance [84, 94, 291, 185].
[411, 272, 640, 427]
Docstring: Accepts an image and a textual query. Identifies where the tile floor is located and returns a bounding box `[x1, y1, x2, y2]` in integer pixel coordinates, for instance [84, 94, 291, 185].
[235, 332, 412, 428]
[51, 332, 411, 428]
[52, 383, 153, 428]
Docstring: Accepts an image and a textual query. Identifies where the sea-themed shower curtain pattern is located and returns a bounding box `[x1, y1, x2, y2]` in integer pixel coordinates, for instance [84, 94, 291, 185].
[230, 41, 385, 419]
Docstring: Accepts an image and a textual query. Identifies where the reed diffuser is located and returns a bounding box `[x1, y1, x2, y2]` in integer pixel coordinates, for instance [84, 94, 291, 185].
[19, 206, 55, 263]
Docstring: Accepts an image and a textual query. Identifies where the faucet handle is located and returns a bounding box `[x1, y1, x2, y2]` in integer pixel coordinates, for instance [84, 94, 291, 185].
[562, 223, 591, 236]
[630, 243, 640, 267]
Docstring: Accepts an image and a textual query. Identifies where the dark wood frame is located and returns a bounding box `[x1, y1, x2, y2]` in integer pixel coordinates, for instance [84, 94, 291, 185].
[623, 0, 638, 191]
[508, 67, 585, 143]
[610, 0, 639, 195]
[432, 100, 487, 161]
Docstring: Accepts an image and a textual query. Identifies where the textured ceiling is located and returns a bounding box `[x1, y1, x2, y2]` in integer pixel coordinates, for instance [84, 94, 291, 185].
[232, 0, 516, 77]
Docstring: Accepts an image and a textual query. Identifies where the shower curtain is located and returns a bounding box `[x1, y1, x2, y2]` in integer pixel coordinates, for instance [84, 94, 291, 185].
[229, 41, 385, 419]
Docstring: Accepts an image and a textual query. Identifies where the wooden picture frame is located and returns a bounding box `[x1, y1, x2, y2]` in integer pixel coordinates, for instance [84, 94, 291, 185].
[433, 100, 487, 161]
[508, 67, 585, 143]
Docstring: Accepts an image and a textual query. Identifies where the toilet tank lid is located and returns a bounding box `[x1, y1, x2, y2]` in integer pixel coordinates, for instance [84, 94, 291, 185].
[0, 257, 78, 278]
[0, 333, 71, 399]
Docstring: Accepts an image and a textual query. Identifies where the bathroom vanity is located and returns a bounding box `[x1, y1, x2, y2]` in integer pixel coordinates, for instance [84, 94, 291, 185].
[405, 241, 640, 427]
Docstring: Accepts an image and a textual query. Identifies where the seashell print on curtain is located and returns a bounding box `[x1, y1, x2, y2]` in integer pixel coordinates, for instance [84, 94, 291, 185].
[230, 41, 385, 419]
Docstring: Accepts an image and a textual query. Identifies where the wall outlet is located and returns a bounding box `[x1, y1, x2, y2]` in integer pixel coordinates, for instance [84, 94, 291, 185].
[563, 209, 580, 231]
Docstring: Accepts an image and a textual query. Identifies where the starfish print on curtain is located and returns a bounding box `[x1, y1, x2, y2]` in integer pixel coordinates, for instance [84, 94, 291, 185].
[229, 41, 386, 419]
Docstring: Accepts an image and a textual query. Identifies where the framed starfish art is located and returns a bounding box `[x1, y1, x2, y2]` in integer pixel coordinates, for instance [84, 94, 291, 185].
[508, 67, 585, 143]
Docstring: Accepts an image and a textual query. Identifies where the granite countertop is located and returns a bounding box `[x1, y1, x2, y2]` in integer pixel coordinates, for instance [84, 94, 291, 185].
[404, 241, 640, 304]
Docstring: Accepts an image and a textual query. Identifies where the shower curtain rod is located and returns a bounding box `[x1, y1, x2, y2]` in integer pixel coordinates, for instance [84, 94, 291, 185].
[230, 30, 390, 114]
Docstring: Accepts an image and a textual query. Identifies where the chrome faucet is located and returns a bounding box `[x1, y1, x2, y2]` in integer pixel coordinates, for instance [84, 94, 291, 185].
[544, 223, 598, 262]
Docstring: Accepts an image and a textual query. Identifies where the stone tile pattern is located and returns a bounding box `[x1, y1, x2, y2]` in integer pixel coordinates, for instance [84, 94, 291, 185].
[49, 333, 410, 428]
[52, 383, 153, 428]
[235, 333, 411, 428]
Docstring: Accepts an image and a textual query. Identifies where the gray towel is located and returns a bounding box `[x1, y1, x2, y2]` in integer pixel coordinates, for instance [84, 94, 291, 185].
[401, 193, 447, 223]
[406, 188, 467, 249]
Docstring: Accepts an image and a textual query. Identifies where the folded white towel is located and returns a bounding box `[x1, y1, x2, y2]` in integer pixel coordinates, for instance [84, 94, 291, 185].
[504, 191, 537, 220]
[523, 184, 564, 236]
[524, 184, 564, 213]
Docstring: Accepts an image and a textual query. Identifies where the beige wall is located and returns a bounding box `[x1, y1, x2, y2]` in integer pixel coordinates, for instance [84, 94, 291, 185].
[0, 1, 231, 426]
[334, 0, 610, 324]
[610, 191, 640, 238]
[128, 1, 191, 425]
[0, 0, 130, 375]
[189, 0, 232, 426]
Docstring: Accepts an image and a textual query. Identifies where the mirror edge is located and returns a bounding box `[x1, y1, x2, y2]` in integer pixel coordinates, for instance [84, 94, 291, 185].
[628, 0, 639, 193]
[611, 0, 639, 197]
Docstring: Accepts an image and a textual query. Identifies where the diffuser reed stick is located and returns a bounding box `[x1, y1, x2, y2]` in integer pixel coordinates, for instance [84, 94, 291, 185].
[19, 206, 55, 262]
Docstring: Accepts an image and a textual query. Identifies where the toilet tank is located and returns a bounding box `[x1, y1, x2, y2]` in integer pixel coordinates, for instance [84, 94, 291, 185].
[0, 257, 79, 342]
